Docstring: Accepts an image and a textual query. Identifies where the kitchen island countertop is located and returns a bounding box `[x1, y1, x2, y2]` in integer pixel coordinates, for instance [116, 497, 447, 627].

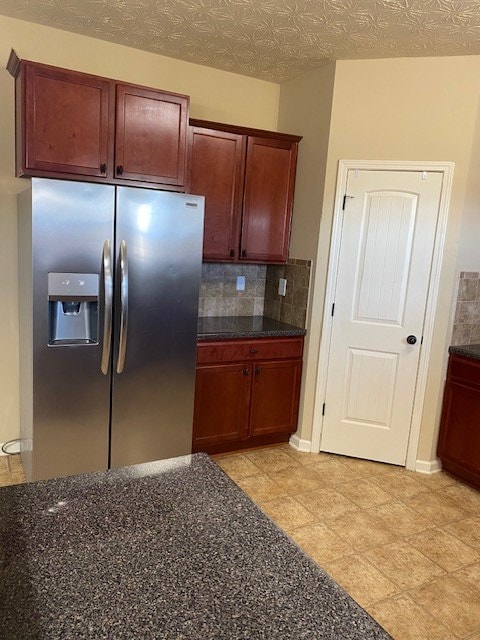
[0, 453, 390, 639]
[197, 315, 306, 340]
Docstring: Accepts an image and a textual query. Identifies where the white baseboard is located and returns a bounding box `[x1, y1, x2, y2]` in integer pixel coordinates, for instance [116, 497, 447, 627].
[415, 458, 442, 474]
[289, 434, 312, 452]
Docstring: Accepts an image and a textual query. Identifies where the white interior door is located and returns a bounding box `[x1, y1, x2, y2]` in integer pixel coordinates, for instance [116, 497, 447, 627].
[320, 169, 443, 465]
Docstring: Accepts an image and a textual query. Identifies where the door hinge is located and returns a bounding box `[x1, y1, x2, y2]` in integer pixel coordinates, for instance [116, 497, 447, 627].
[421, 336, 423, 345]
[322, 402, 326, 416]
[331, 303, 335, 317]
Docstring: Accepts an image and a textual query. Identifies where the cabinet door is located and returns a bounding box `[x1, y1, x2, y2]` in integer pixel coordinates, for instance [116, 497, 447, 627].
[188, 127, 245, 261]
[22, 63, 110, 178]
[249, 359, 301, 437]
[115, 84, 188, 187]
[192, 363, 251, 451]
[241, 136, 298, 262]
[437, 379, 480, 470]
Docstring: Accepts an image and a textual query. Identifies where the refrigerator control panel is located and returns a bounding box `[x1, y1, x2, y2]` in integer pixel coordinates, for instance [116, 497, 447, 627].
[47, 273, 99, 346]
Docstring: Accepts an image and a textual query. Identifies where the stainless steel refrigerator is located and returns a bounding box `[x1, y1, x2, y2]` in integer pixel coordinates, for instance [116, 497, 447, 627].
[18, 178, 204, 481]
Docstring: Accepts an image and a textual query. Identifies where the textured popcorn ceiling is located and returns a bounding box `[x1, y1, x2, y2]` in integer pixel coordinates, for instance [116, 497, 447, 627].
[1, 0, 480, 81]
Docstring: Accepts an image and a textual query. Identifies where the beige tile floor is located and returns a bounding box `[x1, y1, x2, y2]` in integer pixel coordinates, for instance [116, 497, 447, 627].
[214, 443, 480, 640]
[2, 446, 479, 639]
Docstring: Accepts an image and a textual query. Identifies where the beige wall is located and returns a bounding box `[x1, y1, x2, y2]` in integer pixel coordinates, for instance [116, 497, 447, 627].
[277, 63, 336, 445]
[0, 15, 280, 444]
[289, 55, 480, 463]
[0, 193, 19, 444]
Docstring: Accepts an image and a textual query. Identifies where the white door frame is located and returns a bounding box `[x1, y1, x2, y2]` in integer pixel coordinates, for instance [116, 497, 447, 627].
[311, 160, 454, 470]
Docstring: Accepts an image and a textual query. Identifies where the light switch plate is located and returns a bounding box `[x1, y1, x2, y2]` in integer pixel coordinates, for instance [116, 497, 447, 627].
[278, 278, 287, 296]
[236, 275, 246, 291]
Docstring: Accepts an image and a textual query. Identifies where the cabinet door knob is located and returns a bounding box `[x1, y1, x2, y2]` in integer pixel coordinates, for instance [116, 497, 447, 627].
[116, 165, 124, 175]
[242, 368, 249, 376]
[255, 367, 260, 375]
[242, 249, 247, 258]
[230, 249, 235, 258]
[100, 163, 107, 174]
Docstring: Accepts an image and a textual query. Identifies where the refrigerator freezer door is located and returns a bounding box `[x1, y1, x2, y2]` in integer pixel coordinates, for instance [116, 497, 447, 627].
[110, 188, 204, 468]
[30, 179, 115, 480]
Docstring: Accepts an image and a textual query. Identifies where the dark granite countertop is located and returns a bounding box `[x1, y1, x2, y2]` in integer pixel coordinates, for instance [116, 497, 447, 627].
[197, 315, 306, 340]
[0, 453, 390, 640]
[449, 344, 480, 361]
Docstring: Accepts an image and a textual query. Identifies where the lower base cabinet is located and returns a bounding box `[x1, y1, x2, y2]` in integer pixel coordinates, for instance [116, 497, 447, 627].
[437, 353, 480, 489]
[192, 337, 303, 454]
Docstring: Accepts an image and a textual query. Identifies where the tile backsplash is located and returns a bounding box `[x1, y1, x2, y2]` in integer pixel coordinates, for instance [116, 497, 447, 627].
[199, 263, 267, 318]
[452, 271, 480, 345]
[199, 258, 312, 328]
[264, 259, 311, 328]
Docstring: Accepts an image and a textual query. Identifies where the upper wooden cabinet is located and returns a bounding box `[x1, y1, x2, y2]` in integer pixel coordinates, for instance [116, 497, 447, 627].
[188, 119, 301, 263]
[9, 54, 188, 190]
[114, 84, 187, 186]
[19, 62, 110, 179]
[188, 127, 245, 261]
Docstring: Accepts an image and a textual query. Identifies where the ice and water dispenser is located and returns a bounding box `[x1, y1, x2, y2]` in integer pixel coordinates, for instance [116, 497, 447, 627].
[48, 273, 99, 346]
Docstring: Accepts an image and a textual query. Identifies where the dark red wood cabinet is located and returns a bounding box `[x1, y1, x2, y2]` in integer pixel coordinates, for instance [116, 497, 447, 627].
[192, 337, 303, 454]
[188, 120, 300, 263]
[437, 353, 480, 489]
[19, 62, 110, 179]
[115, 84, 187, 186]
[188, 127, 245, 261]
[11, 56, 188, 190]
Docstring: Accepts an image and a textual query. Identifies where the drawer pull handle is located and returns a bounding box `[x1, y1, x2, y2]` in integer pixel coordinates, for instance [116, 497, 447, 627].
[242, 368, 249, 376]
[249, 349, 259, 354]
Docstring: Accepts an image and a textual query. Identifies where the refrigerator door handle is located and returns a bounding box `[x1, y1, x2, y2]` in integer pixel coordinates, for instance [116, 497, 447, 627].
[101, 239, 113, 375]
[116, 239, 129, 374]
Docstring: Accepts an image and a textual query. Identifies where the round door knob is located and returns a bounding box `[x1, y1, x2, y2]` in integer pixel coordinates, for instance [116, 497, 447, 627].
[406, 335, 417, 345]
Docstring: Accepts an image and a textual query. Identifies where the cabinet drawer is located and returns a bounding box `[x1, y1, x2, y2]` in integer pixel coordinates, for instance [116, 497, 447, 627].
[449, 355, 480, 387]
[196, 337, 303, 364]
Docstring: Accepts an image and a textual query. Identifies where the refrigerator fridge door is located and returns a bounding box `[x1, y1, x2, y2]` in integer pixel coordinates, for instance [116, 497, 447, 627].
[29, 179, 115, 480]
[110, 188, 204, 468]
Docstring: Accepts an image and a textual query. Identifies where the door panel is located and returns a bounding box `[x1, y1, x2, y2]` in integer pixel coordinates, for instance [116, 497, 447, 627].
[110, 188, 203, 468]
[115, 84, 188, 186]
[24, 64, 110, 177]
[343, 348, 398, 427]
[188, 127, 244, 261]
[321, 170, 443, 465]
[192, 363, 251, 450]
[31, 179, 114, 480]
[249, 359, 301, 437]
[241, 137, 297, 262]
[354, 192, 416, 325]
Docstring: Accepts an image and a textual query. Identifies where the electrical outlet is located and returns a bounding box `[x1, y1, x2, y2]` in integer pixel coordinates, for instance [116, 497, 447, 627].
[236, 275, 246, 291]
[278, 278, 287, 296]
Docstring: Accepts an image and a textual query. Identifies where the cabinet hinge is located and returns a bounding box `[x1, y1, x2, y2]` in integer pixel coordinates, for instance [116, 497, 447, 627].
[331, 303, 335, 317]
[322, 402, 326, 416]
